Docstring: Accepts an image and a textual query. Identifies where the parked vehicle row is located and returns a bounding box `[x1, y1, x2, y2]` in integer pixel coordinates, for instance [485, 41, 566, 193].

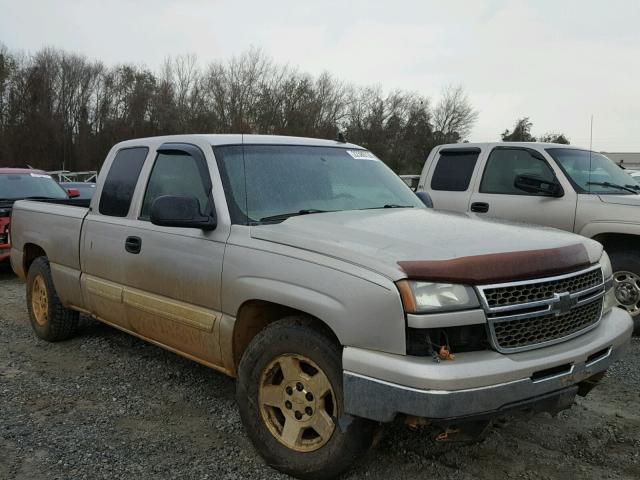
[9, 134, 633, 479]
[0, 168, 87, 263]
[417, 142, 640, 332]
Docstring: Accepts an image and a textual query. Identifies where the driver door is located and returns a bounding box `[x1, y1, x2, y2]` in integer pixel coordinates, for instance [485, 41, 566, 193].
[121, 143, 229, 367]
[468, 147, 577, 231]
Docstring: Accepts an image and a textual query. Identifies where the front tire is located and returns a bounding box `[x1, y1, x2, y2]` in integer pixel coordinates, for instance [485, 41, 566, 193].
[236, 317, 377, 479]
[609, 250, 640, 333]
[26, 257, 79, 341]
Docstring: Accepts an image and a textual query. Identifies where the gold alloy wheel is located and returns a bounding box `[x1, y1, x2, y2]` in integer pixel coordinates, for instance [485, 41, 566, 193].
[258, 354, 337, 452]
[31, 274, 49, 326]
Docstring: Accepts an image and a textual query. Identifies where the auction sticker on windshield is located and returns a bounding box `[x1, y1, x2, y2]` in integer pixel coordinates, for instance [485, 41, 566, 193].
[29, 173, 52, 178]
[346, 150, 378, 160]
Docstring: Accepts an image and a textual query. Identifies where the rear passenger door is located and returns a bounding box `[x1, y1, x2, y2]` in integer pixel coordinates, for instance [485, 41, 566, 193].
[421, 148, 482, 212]
[81, 146, 149, 330]
[469, 147, 577, 231]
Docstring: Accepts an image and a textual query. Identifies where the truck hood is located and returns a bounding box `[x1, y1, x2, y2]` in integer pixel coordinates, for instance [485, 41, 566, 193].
[250, 209, 603, 283]
[598, 194, 640, 207]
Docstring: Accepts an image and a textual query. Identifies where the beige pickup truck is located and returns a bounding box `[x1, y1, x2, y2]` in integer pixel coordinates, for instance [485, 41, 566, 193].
[418, 142, 640, 332]
[10, 135, 633, 479]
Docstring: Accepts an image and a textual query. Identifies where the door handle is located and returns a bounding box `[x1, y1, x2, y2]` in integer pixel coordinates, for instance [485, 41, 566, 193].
[470, 202, 490, 213]
[125, 236, 142, 254]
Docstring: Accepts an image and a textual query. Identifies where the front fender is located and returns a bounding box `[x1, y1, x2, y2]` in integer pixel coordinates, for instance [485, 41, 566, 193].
[221, 243, 407, 355]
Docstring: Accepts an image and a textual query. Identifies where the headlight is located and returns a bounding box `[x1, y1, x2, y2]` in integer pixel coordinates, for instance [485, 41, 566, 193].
[603, 288, 617, 313]
[397, 280, 480, 314]
[600, 251, 615, 313]
[600, 251, 613, 281]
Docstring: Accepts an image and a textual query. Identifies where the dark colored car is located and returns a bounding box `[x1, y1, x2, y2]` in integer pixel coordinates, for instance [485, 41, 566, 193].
[59, 181, 97, 200]
[0, 168, 73, 262]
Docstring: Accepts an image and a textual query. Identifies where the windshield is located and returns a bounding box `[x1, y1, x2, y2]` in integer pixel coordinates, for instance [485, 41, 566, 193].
[0, 173, 68, 201]
[214, 145, 424, 224]
[547, 148, 640, 194]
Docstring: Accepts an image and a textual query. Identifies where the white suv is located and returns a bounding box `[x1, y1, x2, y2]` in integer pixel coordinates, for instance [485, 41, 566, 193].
[418, 142, 640, 331]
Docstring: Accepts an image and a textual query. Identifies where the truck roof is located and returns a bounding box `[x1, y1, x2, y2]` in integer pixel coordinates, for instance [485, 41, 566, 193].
[436, 142, 586, 150]
[113, 134, 364, 150]
[0, 168, 46, 174]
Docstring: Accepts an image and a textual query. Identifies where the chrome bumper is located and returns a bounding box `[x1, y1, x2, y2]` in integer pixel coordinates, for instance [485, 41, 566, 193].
[343, 307, 632, 422]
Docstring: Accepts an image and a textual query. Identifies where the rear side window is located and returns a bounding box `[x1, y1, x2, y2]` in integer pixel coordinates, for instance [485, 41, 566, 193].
[99, 147, 148, 217]
[140, 151, 210, 220]
[430, 150, 479, 191]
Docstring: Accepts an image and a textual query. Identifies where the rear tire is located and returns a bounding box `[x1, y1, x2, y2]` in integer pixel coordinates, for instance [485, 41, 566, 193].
[609, 250, 640, 334]
[236, 317, 377, 479]
[26, 257, 79, 341]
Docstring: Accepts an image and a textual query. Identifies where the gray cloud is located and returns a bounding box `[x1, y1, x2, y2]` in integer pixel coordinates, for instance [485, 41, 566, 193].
[1, 0, 638, 150]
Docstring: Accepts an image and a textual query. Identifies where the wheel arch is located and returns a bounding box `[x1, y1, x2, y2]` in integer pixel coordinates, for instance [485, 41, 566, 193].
[591, 232, 640, 255]
[23, 243, 47, 275]
[230, 299, 340, 374]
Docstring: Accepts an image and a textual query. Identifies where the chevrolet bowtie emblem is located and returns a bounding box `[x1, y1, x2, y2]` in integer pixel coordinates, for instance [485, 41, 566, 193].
[554, 292, 577, 315]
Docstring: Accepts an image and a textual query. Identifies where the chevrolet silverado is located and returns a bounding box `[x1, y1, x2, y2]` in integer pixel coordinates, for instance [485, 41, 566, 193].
[417, 142, 640, 332]
[10, 135, 633, 479]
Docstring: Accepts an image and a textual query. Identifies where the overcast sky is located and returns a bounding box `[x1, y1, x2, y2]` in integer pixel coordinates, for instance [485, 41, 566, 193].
[1, 0, 639, 151]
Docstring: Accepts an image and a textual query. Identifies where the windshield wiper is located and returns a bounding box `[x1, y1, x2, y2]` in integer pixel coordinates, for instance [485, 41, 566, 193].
[587, 182, 640, 194]
[259, 209, 330, 223]
[361, 204, 415, 210]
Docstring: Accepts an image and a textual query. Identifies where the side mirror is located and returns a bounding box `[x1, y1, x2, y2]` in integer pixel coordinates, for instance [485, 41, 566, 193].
[415, 191, 434, 208]
[66, 188, 80, 198]
[150, 195, 216, 230]
[514, 174, 564, 197]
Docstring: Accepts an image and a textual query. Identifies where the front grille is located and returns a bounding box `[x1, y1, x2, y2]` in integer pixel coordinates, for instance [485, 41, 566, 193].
[492, 298, 603, 351]
[483, 268, 603, 308]
[477, 265, 607, 353]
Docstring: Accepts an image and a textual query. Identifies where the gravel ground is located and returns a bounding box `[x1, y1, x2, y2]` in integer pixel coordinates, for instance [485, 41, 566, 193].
[1, 264, 639, 480]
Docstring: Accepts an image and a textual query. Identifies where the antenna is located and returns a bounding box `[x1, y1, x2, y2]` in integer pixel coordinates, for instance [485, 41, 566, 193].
[588, 115, 593, 193]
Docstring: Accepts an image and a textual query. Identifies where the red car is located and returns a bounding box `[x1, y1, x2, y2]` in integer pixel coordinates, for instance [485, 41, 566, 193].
[0, 168, 79, 262]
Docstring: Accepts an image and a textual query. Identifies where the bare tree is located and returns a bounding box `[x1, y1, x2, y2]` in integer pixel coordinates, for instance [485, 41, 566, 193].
[0, 45, 480, 174]
[432, 85, 478, 142]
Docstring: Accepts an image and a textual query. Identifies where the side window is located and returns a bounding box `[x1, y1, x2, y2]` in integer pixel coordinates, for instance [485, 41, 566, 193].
[214, 145, 248, 225]
[140, 151, 210, 220]
[99, 147, 148, 217]
[430, 150, 479, 191]
[480, 149, 556, 195]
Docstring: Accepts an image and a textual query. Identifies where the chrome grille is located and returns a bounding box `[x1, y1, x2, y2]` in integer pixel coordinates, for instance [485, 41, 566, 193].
[492, 298, 603, 351]
[477, 265, 607, 353]
[483, 268, 602, 308]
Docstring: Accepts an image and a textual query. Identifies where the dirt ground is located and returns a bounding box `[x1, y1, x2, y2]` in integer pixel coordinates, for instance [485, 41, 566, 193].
[1, 264, 639, 480]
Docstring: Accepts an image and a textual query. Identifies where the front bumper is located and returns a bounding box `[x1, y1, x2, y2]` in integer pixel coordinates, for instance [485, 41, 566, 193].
[343, 307, 632, 422]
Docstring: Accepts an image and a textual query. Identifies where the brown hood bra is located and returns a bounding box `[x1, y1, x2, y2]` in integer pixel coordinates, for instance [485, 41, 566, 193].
[398, 243, 592, 285]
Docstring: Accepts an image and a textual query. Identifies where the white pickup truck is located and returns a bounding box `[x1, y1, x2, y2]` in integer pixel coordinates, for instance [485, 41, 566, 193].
[418, 142, 640, 332]
[9, 135, 633, 479]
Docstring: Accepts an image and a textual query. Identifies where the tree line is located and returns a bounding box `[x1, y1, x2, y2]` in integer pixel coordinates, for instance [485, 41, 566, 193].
[501, 117, 569, 144]
[0, 45, 479, 174]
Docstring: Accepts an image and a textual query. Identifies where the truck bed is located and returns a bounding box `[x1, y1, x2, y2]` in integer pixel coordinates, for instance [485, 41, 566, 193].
[10, 200, 88, 279]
